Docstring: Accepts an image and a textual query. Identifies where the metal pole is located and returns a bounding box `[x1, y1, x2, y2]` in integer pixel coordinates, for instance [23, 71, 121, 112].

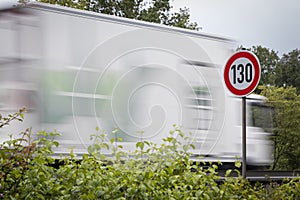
[242, 96, 247, 179]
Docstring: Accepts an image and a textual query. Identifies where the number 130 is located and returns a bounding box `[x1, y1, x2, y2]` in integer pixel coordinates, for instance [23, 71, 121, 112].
[231, 63, 253, 84]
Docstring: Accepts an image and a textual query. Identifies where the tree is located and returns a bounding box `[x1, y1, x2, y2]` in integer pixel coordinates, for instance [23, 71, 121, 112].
[275, 49, 300, 93]
[259, 85, 300, 170]
[37, 0, 199, 30]
[251, 46, 279, 86]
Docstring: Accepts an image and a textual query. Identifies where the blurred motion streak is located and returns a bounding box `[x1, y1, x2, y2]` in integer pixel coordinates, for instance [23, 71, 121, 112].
[0, 2, 272, 168]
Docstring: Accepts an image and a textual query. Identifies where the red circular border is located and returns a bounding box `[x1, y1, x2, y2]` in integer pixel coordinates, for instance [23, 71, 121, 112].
[224, 51, 261, 96]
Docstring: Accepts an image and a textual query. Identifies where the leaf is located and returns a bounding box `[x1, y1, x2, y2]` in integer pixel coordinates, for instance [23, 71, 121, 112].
[183, 144, 189, 152]
[136, 141, 144, 150]
[235, 161, 241, 168]
[225, 169, 232, 177]
[88, 146, 94, 154]
[53, 141, 59, 147]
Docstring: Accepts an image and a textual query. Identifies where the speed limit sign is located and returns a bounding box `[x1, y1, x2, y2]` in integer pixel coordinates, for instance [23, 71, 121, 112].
[224, 51, 261, 96]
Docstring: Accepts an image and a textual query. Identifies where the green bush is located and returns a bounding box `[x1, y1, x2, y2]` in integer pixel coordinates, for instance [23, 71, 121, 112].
[0, 110, 300, 199]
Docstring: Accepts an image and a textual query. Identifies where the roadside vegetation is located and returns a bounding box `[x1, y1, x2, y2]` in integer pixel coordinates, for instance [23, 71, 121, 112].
[0, 109, 299, 199]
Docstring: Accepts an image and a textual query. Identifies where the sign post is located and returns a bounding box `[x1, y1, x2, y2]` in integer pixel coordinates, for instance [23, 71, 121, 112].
[242, 96, 246, 178]
[223, 51, 261, 178]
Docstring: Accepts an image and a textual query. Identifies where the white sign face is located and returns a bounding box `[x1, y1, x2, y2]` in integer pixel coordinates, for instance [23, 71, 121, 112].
[224, 51, 261, 97]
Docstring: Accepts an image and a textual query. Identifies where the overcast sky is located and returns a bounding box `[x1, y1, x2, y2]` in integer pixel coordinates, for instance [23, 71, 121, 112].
[173, 0, 300, 55]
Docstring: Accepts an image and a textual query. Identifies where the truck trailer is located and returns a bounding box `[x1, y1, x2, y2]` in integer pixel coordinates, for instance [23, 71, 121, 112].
[0, 2, 272, 167]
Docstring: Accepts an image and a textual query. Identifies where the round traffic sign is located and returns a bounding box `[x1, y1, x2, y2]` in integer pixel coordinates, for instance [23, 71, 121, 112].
[224, 51, 261, 96]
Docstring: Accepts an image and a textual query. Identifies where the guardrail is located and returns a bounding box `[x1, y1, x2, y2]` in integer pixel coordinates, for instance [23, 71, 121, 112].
[218, 170, 300, 182]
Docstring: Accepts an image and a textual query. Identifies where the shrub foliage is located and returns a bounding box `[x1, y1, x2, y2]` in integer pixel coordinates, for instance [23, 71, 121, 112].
[0, 109, 300, 199]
